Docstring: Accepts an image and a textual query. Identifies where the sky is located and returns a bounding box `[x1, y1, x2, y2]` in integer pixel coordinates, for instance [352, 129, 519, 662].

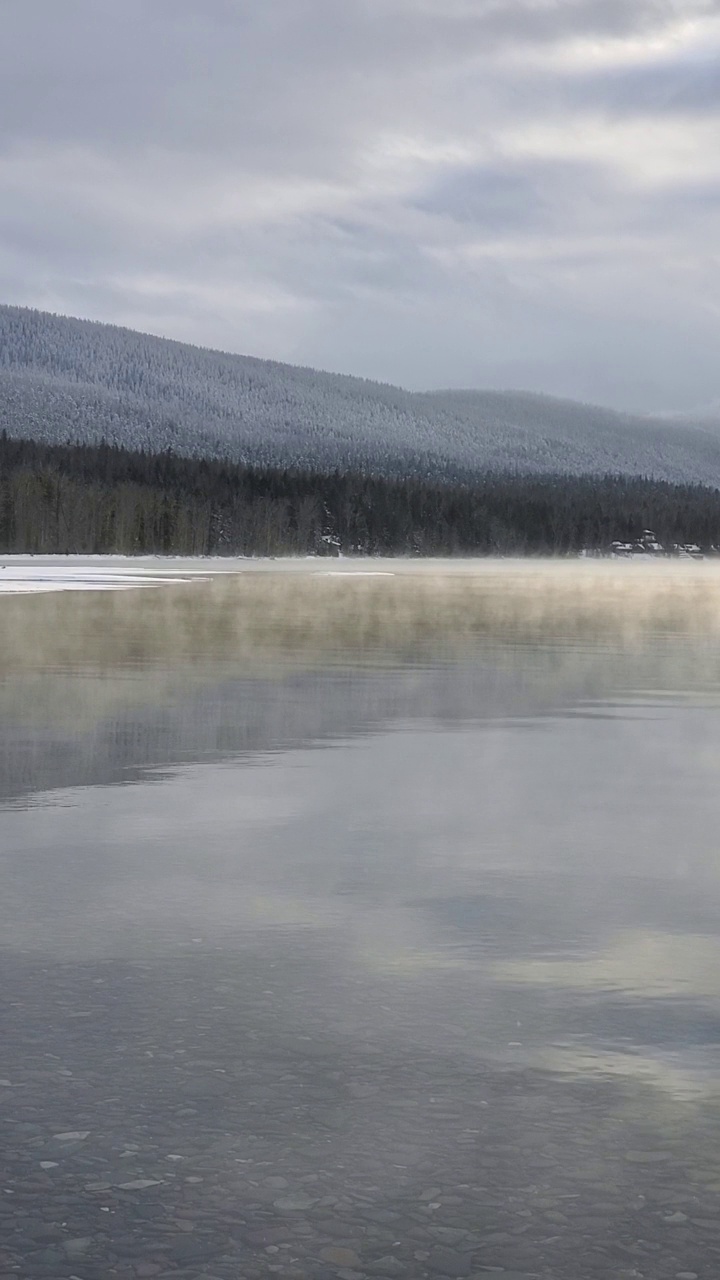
[1, 0, 720, 412]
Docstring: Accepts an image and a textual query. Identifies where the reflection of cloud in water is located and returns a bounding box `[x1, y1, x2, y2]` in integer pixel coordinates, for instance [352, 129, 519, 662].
[489, 929, 720, 1099]
[534, 1043, 720, 1102]
[494, 930, 720, 1001]
[4, 712, 720, 1115]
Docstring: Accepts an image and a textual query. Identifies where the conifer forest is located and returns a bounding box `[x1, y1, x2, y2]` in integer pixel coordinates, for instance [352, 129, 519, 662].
[2, 433, 719, 557]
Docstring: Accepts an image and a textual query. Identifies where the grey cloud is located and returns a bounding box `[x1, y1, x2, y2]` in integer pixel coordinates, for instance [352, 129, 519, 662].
[413, 165, 546, 229]
[566, 53, 720, 115]
[1, 0, 720, 410]
[409, 160, 614, 232]
[0, 0, 693, 154]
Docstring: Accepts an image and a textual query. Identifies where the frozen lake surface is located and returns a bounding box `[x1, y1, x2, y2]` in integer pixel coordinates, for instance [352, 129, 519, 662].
[2, 561, 720, 1280]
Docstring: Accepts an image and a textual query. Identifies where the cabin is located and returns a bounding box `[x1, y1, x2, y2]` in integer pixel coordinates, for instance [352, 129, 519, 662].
[611, 530, 667, 558]
[677, 543, 704, 559]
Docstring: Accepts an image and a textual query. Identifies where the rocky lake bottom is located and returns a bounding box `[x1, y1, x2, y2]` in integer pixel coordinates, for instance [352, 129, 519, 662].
[3, 562, 720, 1280]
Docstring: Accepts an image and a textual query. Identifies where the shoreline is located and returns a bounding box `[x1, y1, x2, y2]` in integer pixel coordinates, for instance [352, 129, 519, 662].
[1, 552, 719, 594]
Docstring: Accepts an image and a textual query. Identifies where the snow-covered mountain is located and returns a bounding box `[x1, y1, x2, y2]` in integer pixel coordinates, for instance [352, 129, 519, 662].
[2, 303, 720, 484]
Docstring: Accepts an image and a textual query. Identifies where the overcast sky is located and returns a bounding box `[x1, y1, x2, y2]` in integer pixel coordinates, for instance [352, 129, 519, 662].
[2, 0, 719, 411]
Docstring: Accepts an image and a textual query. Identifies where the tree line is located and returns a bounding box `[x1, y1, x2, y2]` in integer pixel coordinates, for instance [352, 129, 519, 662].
[1, 432, 720, 556]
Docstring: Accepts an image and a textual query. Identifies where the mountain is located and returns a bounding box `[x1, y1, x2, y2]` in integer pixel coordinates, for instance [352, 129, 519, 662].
[2, 303, 720, 484]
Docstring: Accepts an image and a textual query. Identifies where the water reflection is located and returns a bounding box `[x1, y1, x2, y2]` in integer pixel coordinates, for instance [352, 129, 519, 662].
[2, 565, 720, 1280]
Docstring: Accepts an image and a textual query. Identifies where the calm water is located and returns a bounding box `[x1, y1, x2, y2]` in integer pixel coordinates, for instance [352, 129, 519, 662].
[3, 563, 720, 1280]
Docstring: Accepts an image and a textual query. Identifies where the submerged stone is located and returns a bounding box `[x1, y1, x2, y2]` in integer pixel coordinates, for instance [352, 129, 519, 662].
[427, 1246, 472, 1275]
[274, 1195, 317, 1212]
[319, 1247, 363, 1267]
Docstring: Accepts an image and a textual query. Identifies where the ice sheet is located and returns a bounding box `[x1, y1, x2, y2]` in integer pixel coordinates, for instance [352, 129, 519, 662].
[0, 563, 202, 594]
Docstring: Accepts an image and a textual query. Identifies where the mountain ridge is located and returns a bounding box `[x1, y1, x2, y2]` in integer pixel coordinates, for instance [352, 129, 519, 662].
[2, 303, 720, 486]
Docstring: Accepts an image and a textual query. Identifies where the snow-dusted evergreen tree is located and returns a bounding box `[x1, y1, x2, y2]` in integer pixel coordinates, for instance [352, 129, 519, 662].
[2, 303, 720, 484]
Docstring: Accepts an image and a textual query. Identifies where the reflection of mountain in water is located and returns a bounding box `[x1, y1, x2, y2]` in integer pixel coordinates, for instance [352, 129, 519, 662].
[0, 658, 596, 805]
[3, 567, 720, 806]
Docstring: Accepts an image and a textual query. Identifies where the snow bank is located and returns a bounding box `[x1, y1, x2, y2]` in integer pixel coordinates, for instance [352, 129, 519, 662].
[0, 563, 202, 594]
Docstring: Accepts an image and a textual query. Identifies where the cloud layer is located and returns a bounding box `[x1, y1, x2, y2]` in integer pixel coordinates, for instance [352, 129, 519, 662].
[2, 0, 719, 410]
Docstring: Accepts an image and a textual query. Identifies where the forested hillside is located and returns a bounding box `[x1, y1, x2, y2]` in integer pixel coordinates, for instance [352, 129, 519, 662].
[2, 435, 719, 557]
[3, 305, 720, 484]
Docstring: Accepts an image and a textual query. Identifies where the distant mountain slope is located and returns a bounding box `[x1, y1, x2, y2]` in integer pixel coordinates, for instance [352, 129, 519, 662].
[2, 303, 720, 484]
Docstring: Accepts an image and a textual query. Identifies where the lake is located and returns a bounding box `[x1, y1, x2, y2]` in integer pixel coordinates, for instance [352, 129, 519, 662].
[2, 559, 720, 1280]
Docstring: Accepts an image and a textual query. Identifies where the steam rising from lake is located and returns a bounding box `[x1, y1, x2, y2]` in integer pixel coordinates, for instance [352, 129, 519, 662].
[3, 558, 720, 678]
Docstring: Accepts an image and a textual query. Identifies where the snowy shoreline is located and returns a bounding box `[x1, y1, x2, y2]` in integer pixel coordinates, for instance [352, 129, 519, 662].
[1, 553, 718, 595]
[0, 559, 215, 594]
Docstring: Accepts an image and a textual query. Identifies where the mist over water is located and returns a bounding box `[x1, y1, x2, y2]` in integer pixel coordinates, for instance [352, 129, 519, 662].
[3, 561, 720, 1280]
